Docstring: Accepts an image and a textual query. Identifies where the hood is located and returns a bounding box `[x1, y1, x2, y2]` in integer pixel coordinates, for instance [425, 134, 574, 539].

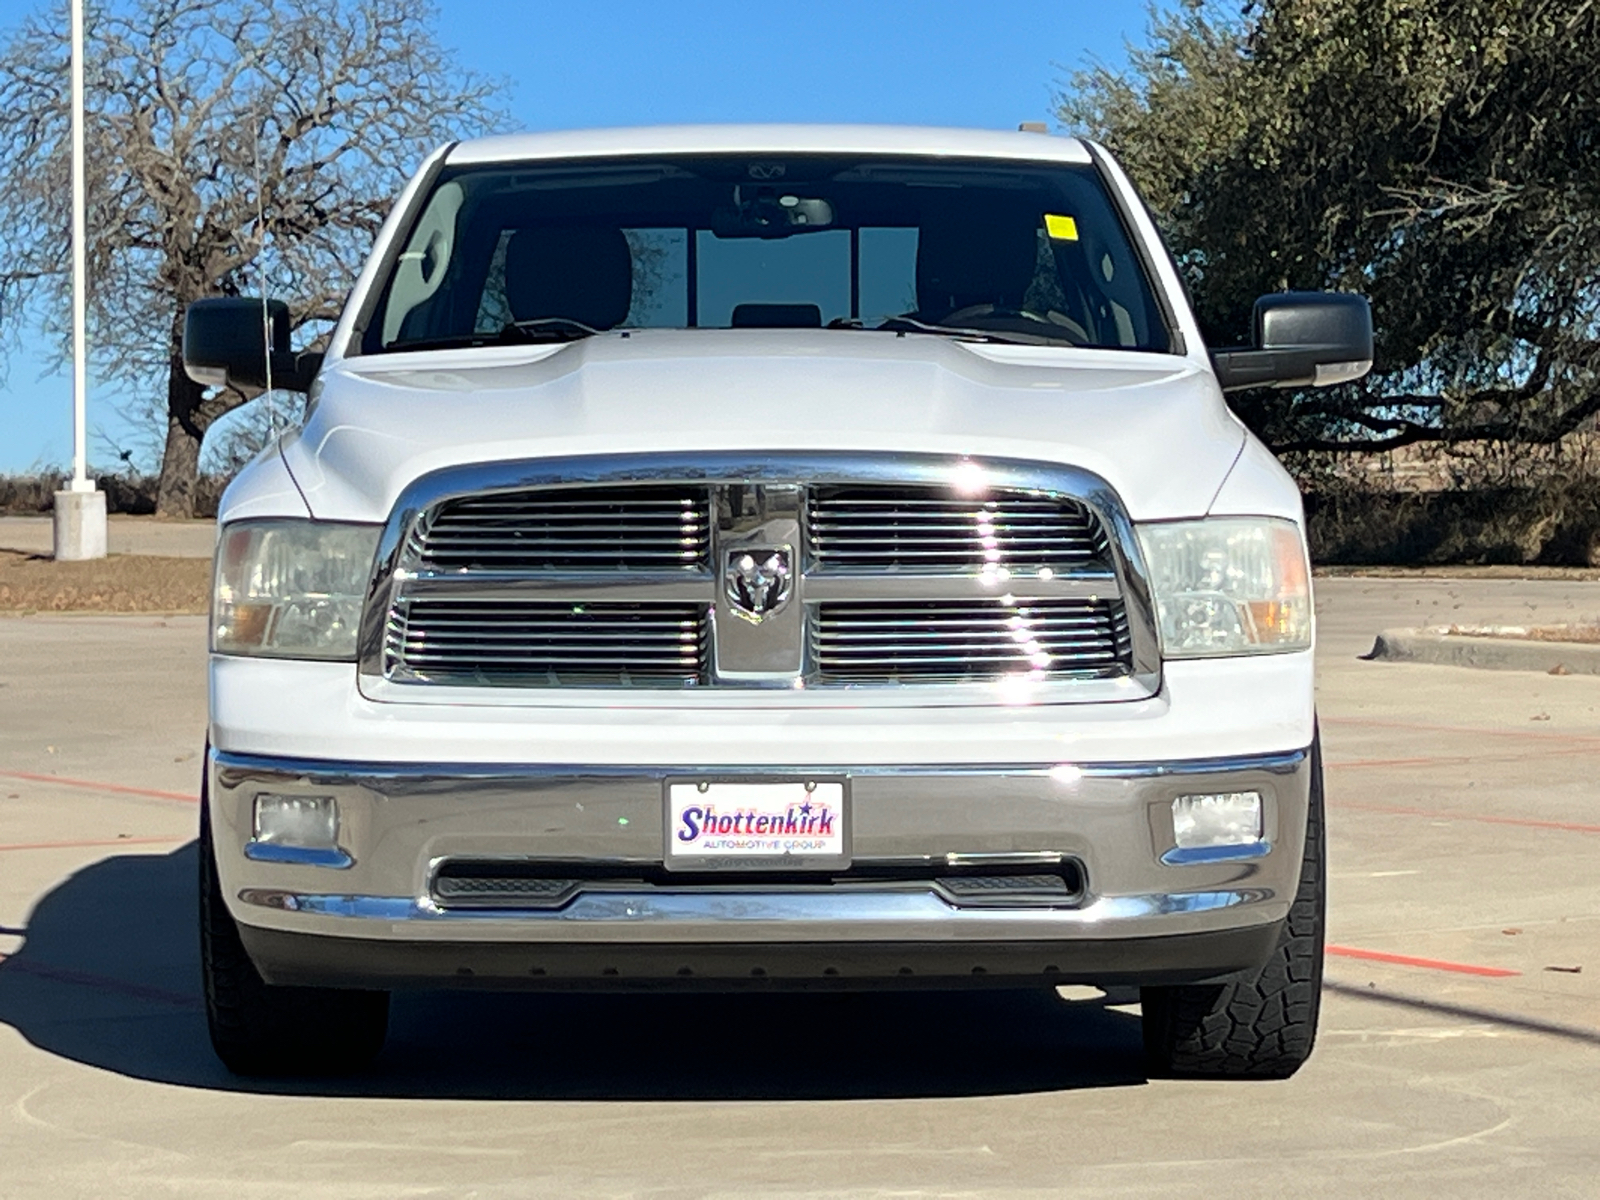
[272, 329, 1246, 524]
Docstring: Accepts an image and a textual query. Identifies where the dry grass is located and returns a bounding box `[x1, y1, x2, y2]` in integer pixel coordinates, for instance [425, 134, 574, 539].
[1300, 443, 1600, 567]
[0, 471, 229, 517]
[0, 550, 210, 613]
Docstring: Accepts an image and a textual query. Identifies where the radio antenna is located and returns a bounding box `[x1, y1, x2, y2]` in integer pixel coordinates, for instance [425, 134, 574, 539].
[253, 104, 276, 435]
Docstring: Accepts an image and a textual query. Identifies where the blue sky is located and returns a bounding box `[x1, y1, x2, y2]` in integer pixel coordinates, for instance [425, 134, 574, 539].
[0, 0, 1155, 475]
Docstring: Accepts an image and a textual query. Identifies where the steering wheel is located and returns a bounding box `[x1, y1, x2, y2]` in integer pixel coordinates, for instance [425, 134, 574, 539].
[943, 303, 1043, 325]
[940, 303, 1091, 344]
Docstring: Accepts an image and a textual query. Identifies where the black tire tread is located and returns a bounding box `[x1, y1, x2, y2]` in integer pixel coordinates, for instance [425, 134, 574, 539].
[1140, 733, 1326, 1080]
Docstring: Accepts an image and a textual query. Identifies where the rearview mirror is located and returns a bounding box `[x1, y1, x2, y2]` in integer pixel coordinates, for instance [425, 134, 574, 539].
[710, 186, 835, 238]
[183, 297, 323, 393]
[1211, 292, 1373, 392]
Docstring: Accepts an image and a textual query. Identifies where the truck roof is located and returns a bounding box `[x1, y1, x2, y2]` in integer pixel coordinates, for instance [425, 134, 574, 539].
[446, 124, 1094, 167]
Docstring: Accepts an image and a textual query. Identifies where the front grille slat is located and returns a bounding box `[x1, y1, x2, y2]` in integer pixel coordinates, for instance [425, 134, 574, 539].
[817, 654, 1124, 667]
[814, 531, 1097, 542]
[422, 531, 707, 542]
[404, 658, 704, 667]
[808, 485, 1109, 572]
[817, 625, 1120, 641]
[813, 525, 1094, 535]
[422, 548, 705, 560]
[813, 599, 1129, 683]
[809, 546, 1105, 559]
[405, 629, 702, 642]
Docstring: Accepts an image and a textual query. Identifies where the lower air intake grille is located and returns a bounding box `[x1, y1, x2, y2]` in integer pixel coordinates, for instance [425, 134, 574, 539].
[812, 598, 1131, 683]
[387, 599, 708, 686]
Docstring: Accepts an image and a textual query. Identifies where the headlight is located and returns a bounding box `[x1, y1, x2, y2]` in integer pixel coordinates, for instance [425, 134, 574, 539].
[1137, 517, 1311, 658]
[213, 520, 381, 660]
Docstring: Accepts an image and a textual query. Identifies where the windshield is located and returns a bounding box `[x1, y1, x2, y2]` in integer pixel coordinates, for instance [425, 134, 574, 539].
[364, 154, 1173, 354]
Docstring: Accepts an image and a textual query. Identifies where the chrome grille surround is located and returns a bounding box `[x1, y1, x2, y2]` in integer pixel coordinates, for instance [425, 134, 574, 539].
[358, 452, 1161, 701]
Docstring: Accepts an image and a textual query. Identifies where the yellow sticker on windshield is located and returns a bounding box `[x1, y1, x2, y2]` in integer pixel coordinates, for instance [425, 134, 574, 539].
[1045, 213, 1079, 241]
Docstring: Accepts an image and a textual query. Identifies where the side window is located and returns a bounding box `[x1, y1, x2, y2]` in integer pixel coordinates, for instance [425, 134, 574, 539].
[382, 181, 465, 345]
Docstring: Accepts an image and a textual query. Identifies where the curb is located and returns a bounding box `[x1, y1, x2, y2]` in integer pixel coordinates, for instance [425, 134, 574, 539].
[1367, 628, 1600, 675]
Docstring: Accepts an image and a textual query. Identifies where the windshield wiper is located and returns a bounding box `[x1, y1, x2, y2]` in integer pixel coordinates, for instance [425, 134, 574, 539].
[380, 319, 604, 354]
[876, 316, 1072, 347]
[379, 334, 501, 353]
[502, 317, 604, 342]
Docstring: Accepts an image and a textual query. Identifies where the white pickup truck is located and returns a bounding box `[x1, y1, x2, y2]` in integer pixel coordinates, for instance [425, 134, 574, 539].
[184, 125, 1370, 1080]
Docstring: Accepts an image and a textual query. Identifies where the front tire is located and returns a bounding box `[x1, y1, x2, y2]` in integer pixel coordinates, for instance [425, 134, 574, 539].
[1140, 733, 1326, 1079]
[200, 784, 388, 1076]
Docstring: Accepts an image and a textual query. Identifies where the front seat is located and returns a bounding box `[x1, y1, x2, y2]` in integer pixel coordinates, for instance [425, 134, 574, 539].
[911, 207, 1040, 323]
[503, 226, 634, 330]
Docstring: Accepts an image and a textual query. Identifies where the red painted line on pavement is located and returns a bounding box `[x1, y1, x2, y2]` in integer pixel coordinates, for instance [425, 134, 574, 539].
[1326, 944, 1521, 978]
[0, 835, 187, 853]
[0, 770, 197, 803]
[0, 951, 199, 1008]
[1333, 799, 1600, 835]
[1329, 744, 1600, 776]
[1328, 748, 1600, 770]
[1322, 715, 1600, 748]
[1328, 755, 1463, 769]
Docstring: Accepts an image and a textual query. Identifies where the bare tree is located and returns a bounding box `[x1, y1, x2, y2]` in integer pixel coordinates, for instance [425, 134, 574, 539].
[0, 0, 504, 516]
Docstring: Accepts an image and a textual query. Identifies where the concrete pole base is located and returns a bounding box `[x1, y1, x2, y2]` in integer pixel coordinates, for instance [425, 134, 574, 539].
[53, 487, 108, 561]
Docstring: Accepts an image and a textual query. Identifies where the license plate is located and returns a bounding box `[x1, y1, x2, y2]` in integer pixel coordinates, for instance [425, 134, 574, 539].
[664, 779, 850, 871]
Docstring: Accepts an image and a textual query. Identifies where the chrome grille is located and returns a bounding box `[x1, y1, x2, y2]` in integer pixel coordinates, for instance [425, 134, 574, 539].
[387, 598, 708, 685]
[812, 599, 1131, 682]
[416, 486, 711, 572]
[365, 455, 1157, 695]
[808, 486, 1109, 572]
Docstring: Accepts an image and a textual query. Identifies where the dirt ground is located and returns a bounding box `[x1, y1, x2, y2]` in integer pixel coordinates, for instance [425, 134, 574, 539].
[0, 550, 209, 614]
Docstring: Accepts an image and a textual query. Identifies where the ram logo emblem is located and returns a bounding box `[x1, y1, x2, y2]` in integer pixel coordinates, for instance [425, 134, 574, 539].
[724, 548, 793, 622]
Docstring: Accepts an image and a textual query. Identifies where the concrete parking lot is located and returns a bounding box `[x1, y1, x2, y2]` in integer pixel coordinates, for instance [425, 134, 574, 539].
[1, 577, 1598, 1198]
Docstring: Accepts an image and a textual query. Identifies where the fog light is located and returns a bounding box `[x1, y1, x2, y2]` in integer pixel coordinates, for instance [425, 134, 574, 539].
[254, 793, 339, 849]
[1172, 791, 1262, 850]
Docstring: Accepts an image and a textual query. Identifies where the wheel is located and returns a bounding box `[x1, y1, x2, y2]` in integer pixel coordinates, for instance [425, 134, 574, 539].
[1140, 733, 1326, 1079]
[199, 782, 389, 1076]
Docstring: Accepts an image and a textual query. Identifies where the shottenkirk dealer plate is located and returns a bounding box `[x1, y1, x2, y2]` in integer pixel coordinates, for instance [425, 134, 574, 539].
[664, 778, 850, 871]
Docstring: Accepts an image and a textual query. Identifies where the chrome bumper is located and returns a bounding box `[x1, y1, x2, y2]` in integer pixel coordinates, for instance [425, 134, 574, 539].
[210, 747, 1310, 986]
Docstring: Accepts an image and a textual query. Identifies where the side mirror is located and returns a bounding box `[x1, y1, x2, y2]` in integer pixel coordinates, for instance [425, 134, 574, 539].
[1211, 292, 1373, 393]
[183, 297, 323, 393]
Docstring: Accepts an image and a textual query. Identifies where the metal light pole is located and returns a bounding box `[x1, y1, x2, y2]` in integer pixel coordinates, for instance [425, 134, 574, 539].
[53, 0, 107, 560]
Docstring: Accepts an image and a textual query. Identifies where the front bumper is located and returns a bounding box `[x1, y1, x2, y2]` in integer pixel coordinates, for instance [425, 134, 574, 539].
[210, 747, 1311, 989]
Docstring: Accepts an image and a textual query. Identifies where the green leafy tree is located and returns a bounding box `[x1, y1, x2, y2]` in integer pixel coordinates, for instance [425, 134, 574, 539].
[0, 0, 503, 515]
[1060, 0, 1600, 455]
